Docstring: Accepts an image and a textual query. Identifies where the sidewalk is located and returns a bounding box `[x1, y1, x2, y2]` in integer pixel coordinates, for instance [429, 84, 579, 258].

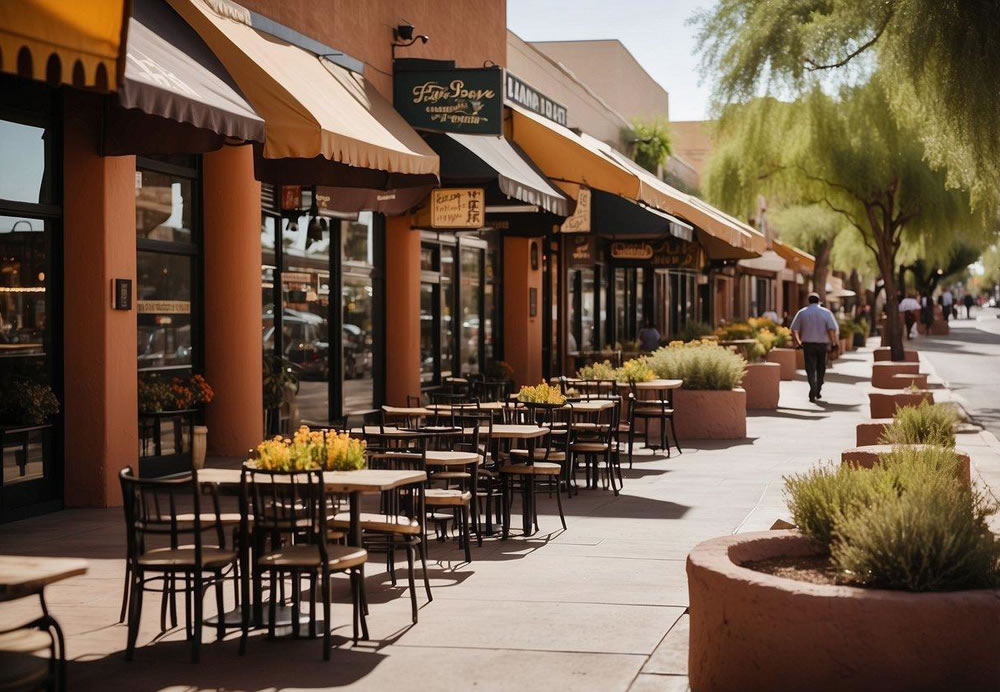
[0, 346, 879, 692]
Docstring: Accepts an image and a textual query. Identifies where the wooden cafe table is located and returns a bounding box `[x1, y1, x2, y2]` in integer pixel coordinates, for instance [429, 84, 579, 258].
[488, 425, 549, 537]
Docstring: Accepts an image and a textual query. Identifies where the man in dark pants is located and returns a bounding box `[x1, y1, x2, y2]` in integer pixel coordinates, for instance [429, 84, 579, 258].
[790, 293, 840, 403]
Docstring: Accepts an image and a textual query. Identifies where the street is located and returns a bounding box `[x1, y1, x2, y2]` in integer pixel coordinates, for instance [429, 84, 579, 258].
[914, 308, 1000, 438]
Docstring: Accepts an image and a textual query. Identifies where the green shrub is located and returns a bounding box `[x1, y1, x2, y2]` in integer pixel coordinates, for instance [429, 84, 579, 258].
[714, 322, 754, 341]
[577, 360, 617, 381]
[646, 341, 746, 390]
[616, 357, 655, 383]
[832, 476, 1000, 591]
[677, 321, 714, 343]
[880, 401, 958, 447]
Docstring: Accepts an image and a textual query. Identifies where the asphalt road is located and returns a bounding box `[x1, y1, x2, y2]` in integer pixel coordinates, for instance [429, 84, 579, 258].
[914, 307, 1000, 437]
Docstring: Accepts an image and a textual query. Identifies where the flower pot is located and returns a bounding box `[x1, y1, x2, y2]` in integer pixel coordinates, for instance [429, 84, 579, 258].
[841, 444, 970, 485]
[766, 347, 796, 380]
[855, 419, 894, 447]
[741, 362, 780, 410]
[873, 347, 918, 363]
[192, 425, 208, 470]
[673, 388, 746, 440]
[870, 361, 920, 388]
[838, 338, 849, 355]
[869, 390, 934, 419]
[688, 531, 1000, 691]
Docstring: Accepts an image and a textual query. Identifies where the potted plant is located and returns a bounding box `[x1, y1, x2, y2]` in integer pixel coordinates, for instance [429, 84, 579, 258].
[646, 340, 747, 439]
[516, 382, 566, 407]
[576, 360, 617, 381]
[687, 448, 1000, 690]
[253, 425, 366, 472]
[0, 377, 60, 426]
[738, 333, 782, 411]
[139, 372, 215, 468]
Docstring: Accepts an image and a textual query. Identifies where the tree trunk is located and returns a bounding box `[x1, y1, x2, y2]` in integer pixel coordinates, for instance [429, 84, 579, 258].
[812, 239, 832, 303]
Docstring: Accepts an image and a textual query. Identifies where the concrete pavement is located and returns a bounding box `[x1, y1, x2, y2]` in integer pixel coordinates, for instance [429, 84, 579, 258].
[0, 345, 907, 691]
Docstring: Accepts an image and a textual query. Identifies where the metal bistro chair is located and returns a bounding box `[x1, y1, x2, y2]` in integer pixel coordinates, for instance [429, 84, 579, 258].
[241, 465, 368, 660]
[569, 397, 622, 495]
[331, 450, 431, 624]
[626, 383, 681, 466]
[119, 467, 239, 663]
[500, 403, 568, 536]
[424, 416, 481, 561]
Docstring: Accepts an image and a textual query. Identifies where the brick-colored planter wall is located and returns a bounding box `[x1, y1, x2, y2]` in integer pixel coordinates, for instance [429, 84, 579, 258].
[687, 531, 1000, 691]
[873, 347, 919, 363]
[673, 388, 747, 440]
[855, 419, 894, 446]
[766, 348, 796, 380]
[741, 362, 780, 410]
[871, 362, 920, 388]
[841, 444, 971, 485]
[869, 390, 934, 418]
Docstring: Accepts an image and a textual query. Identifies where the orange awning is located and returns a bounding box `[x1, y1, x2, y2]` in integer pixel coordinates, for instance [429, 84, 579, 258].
[168, 0, 438, 178]
[773, 239, 816, 273]
[0, 0, 128, 90]
[508, 104, 764, 255]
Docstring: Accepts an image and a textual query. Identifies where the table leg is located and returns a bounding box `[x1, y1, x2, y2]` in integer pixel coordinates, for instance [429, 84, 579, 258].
[522, 437, 535, 536]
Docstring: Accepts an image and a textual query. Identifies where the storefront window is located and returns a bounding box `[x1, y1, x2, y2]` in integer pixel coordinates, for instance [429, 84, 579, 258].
[136, 172, 193, 243]
[0, 120, 49, 205]
[614, 268, 626, 347]
[484, 240, 497, 363]
[581, 268, 595, 351]
[420, 282, 436, 383]
[0, 216, 49, 358]
[342, 212, 375, 413]
[440, 246, 455, 379]
[460, 247, 482, 374]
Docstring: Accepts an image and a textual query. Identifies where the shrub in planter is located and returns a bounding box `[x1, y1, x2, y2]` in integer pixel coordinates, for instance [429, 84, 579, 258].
[646, 340, 746, 390]
[677, 320, 714, 343]
[0, 377, 60, 425]
[880, 401, 958, 447]
[576, 360, 616, 381]
[615, 357, 655, 384]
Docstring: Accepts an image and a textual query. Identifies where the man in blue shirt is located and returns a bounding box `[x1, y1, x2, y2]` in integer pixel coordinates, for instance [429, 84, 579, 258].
[789, 293, 840, 402]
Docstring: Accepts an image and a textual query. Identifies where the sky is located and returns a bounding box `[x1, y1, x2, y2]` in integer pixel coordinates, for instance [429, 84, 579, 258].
[506, 0, 716, 122]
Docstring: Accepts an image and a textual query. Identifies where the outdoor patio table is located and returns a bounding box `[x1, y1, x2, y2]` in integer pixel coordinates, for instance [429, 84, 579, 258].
[489, 425, 549, 537]
[425, 401, 505, 412]
[0, 555, 87, 690]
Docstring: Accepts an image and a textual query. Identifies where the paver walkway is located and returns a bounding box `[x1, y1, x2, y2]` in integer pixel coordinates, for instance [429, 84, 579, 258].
[0, 344, 905, 691]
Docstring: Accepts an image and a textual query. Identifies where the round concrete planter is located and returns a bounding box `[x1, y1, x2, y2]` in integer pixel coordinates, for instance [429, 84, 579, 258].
[869, 389, 934, 418]
[673, 388, 746, 440]
[687, 531, 1000, 692]
[855, 419, 894, 446]
[871, 361, 919, 388]
[741, 362, 780, 410]
[766, 347, 796, 380]
[873, 346, 919, 363]
[841, 444, 971, 485]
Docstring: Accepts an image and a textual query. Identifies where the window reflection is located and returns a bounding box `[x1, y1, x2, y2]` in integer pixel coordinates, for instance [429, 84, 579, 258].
[440, 246, 455, 379]
[136, 171, 193, 243]
[460, 247, 481, 374]
[420, 283, 436, 383]
[0, 120, 48, 204]
[136, 251, 193, 369]
[0, 215, 48, 356]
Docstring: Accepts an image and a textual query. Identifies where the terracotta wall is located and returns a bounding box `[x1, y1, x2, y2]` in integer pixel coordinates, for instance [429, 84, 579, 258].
[62, 91, 137, 508]
[503, 236, 542, 388]
[202, 145, 263, 456]
[383, 215, 421, 404]
[238, 0, 507, 97]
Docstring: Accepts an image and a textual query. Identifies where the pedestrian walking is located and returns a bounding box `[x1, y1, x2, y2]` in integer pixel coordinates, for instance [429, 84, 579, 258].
[899, 293, 921, 339]
[790, 293, 839, 403]
[637, 319, 661, 352]
[963, 293, 975, 319]
[941, 289, 954, 322]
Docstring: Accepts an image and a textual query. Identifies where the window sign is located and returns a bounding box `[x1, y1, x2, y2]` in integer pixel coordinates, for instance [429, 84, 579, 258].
[430, 188, 484, 229]
[393, 67, 503, 134]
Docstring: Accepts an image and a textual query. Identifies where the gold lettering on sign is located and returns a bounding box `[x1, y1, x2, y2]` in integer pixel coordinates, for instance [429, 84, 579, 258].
[611, 242, 654, 260]
[560, 188, 591, 233]
[430, 188, 485, 229]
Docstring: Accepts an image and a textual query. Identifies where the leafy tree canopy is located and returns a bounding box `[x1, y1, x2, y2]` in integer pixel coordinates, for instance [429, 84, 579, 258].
[694, 0, 1000, 205]
[769, 204, 844, 256]
[626, 117, 672, 175]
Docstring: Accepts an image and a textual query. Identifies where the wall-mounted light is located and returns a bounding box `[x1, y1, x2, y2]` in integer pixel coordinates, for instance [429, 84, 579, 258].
[392, 21, 429, 60]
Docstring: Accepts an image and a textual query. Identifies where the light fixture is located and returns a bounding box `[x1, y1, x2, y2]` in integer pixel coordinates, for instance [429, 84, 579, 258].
[391, 21, 429, 60]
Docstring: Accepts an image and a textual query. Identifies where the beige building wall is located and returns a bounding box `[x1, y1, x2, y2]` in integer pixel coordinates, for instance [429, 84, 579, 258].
[507, 30, 631, 151]
[670, 120, 714, 186]
[530, 39, 668, 122]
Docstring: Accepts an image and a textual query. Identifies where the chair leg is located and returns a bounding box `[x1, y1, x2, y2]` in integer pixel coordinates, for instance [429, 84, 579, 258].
[214, 574, 226, 642]
[360, 563, 369, 617]
[267, 573, 277, 640]
[628, 423, 635, 469]
[350, 570, 359, 643]
[405, 545, 418, 624]
[671, 416, 682, 455]
[418, 540, 433, 603]
[184, 576, 193, 640]
[291, 570, 301, 639]
[309, 573, 317, 639]
[192, 573, 203, 664]
[322, 572, 331, 661]
[119, 560, 131, 624]
[357, 566, 369, 640]
[462, 506, 472, 563]
[159, 576, 169, 632]
[125, 572, 143, 661]
[554, 476, 567, 530]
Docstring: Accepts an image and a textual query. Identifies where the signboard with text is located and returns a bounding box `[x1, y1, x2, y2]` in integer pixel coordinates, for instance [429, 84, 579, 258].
[505, 71, 568, 126]
[609, 237, 699, 269]
[567, 235, 596, 266]
[560, 188, 591, 233]
[430, 188, 485, 229]
[394, 68, 503, 134]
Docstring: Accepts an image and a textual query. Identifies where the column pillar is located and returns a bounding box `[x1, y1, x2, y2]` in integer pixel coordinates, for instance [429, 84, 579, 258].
[503, 236, 543, 388]
[202, 145, 262, 456]
[63, 91, 137, 507]
[384, 215, 421, 405]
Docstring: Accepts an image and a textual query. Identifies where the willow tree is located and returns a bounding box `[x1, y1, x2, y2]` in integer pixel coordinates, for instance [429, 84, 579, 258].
[769, 205, 846, 303]
[693, 0, 1000, 206]
[703, 79, 984, 360]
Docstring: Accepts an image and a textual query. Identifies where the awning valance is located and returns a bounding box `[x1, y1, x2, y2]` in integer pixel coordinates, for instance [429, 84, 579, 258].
[426, 133, 569, 217]
[696, 228, 758, 261]
[591, 189, 693, 242]
[117, 0, 264, 144]
[0, 0, 128, 90]
[168, 0, 438, 181]
[772, 239, 816, 274]
[508, 104, 762, 254]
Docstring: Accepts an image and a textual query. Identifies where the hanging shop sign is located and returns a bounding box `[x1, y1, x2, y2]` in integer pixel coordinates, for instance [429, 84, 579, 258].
[610, 237, 699, 269]
[394, 67, 503, 134]
[505, 72, 568, 126]
[280, 185, 302, 211]
[430, 188, 485, 229]
[567, 234, 596, 266]
[560, 188, 591, 233]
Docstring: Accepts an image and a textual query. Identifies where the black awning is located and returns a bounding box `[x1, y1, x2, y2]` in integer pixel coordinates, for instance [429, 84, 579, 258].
[426, 132, 570, 217]
[104, 0, 264, 154]
[590, 189, 694, 241]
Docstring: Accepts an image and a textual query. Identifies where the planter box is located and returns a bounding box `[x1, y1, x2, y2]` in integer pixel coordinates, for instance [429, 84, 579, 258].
[673, 388, 746, 440]
[688, 531, 1000, 691]
[766, 347, 796, 380]
[795, 348, 805, 370]
[855, 419, 894, 447]
[885, 373, 928, 389]
[841, 444, 971, 485]
[871, 361, 920, 388]
[838, 338, 849, 356]
[741, 362, 780, 410]
[930, 319, 950, 336]
[869, 389, 934, 419]
[873, 347, 919, 363]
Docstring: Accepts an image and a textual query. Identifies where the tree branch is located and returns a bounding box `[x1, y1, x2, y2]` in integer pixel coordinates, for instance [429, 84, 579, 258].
[804, 11, 894, 71]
